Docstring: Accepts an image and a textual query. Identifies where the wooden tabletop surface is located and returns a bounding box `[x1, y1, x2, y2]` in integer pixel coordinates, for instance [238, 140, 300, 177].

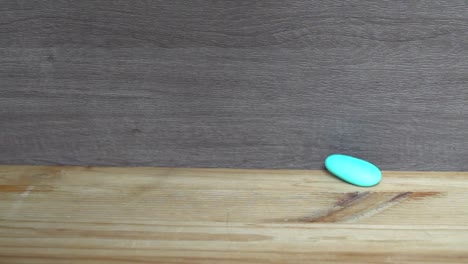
[1, 165, 467, 263]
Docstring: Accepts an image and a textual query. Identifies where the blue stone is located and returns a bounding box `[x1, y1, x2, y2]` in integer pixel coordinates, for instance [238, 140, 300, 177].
[325, 154, 382, 187]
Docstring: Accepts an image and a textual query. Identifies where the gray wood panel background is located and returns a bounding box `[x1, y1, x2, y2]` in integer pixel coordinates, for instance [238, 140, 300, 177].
[1, 0, 467, 170]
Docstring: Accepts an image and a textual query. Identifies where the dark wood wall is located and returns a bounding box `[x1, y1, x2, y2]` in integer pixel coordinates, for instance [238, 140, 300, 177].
[1, 1, 467, 170]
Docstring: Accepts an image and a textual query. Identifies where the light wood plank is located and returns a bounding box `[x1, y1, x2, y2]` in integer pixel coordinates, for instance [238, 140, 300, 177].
[1, 165, 468, 263]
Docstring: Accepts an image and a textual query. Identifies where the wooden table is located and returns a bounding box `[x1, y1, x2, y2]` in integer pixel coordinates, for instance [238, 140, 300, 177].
[1, 166, 467, 263]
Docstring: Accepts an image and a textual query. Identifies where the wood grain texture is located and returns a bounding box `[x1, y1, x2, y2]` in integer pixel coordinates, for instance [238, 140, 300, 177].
[1, 1, 467, 170]
[1, 165, 468, 263]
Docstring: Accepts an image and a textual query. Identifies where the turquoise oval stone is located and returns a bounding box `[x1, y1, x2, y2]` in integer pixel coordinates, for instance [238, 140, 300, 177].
[325, 154, 382, 187]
